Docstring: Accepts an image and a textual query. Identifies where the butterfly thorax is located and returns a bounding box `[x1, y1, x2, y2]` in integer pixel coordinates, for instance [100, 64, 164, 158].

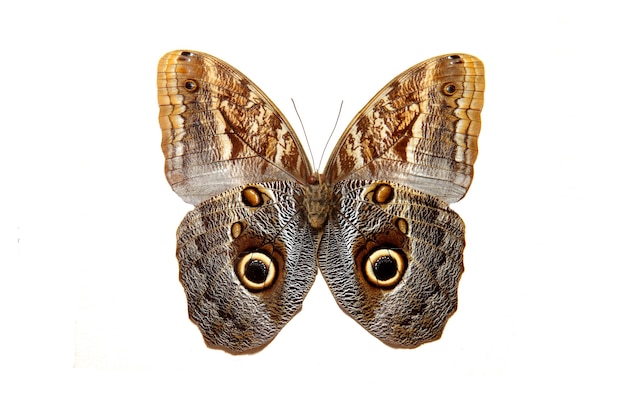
[303, 178, 334, 230]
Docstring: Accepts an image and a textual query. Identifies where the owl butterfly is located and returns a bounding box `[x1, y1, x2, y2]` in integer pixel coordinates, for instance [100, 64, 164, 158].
[158, 50, 484, 353]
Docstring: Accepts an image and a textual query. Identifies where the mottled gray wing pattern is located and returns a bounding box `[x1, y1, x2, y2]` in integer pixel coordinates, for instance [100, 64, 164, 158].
[176, 181, 316, 353]
[318, 180, 465, 348]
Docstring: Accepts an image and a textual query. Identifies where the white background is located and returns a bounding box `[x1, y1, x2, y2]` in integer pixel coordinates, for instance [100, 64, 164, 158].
[1, 0, 624, 415]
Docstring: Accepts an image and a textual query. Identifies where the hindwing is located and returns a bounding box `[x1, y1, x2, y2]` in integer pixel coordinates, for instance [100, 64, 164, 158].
[176, 181, 316, 352]
[317, 180, 465, 347]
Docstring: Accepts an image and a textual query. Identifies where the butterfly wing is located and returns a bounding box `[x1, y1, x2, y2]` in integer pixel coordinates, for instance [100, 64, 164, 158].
[158, 50, 312, 205]
[158, 51, 316, 352]
[177, 182, 317, 353]
[318, 180, 465, 347]
[324, 53, 484, 204]
[319, 54, 484, 347]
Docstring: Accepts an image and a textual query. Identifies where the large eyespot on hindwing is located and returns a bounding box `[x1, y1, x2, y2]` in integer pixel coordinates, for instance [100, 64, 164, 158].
[235, 250, 277, 291]
[363, 247, 407, 288]
[355, 182, 408, 289]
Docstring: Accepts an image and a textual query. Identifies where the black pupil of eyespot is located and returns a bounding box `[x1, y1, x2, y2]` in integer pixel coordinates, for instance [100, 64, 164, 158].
[185, 81, 195, 90]
[445, 84, 456, 94]
[373, 256, 397, 281]
[245, 259, 268, 283]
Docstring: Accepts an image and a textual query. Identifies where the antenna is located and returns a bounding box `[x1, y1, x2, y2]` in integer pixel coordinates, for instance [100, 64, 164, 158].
[291, 99, 344, 175]
[318, 100, 343, 172]
[291, 99, 317, 170]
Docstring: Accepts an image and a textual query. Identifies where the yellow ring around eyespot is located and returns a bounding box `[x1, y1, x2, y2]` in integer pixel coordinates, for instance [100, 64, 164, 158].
[236, 252, 276, 291]
[364, 248, 405, 288]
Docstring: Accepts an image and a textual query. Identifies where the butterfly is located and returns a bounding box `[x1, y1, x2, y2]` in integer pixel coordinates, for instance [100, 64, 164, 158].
[157, 50, 484, 353]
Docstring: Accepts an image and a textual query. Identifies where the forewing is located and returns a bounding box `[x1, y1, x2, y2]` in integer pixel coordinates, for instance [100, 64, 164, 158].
[324, 54, 484, 203]
[158, 50, 312, 205]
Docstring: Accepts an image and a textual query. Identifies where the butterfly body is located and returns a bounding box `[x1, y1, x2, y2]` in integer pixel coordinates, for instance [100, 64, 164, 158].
[158, 50, 484, 353]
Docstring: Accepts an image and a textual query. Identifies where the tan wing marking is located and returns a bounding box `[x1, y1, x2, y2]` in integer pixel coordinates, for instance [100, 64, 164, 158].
[158, 50, 312, 205]
[324, 54, 484, 203]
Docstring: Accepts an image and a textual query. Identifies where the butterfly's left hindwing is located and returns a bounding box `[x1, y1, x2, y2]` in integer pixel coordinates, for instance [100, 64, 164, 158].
[318, 180, 465, 347]
[176, 182, 316, 353]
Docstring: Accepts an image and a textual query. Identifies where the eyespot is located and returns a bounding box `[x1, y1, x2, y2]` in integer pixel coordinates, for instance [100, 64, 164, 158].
[241, 186, 265, 207]
[442, 83, 457, 96]
[394, 217, 409, 235]
[183, 79, 198, 92]
[236, 251, 277, 291]
[364, 183, 395, 205]
[363, 248, 406, 288]
[177, 51, 194, 62]
[373, 184, 394, 204]
[230, 221, 246, 239]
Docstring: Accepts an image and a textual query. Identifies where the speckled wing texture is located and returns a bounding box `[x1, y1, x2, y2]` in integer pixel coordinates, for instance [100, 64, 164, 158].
[158, 50, 311, 205]
[318, 180, 466, 348]
[176, 182, 317, 353]
[318, 54, 484, 347]
[158, 51, 316, 353]
[158, 50, 484, 352]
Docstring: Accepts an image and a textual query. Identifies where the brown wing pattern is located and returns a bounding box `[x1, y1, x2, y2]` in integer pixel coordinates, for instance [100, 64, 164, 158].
[324, 54, 484, 203]
[158, 50, 312, 205]
[159, 50, 484, 352]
